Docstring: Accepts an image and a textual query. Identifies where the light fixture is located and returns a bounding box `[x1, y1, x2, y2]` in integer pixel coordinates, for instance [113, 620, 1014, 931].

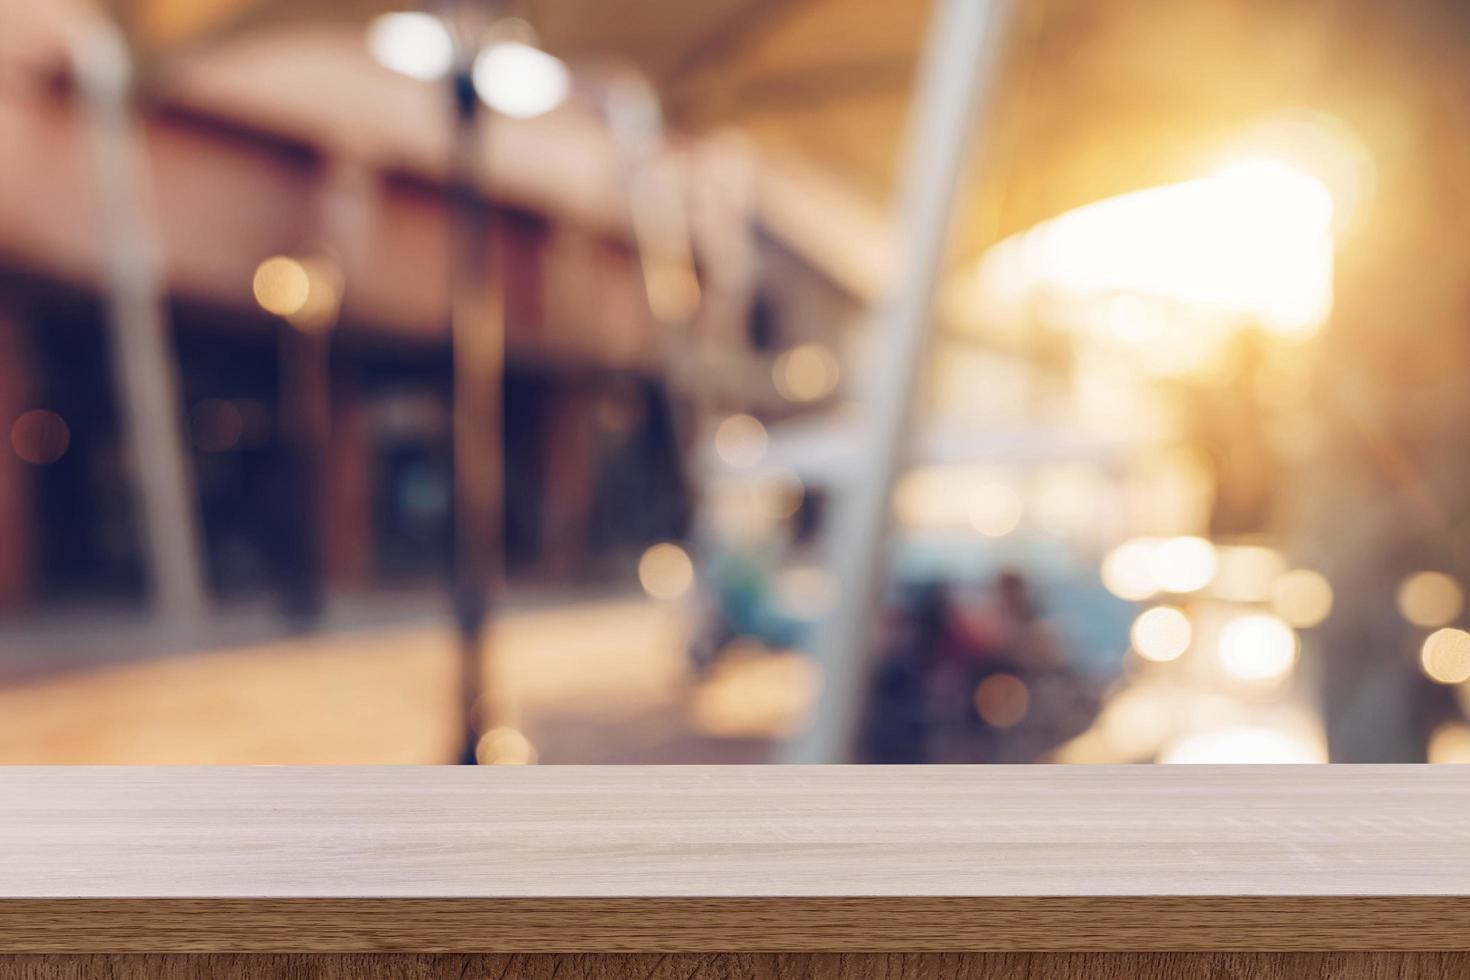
[366, 12, 454, 82]
[473, 41, 570, 118]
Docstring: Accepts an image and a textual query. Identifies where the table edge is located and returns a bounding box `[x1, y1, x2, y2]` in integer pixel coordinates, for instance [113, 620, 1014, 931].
[2, 896, 1468, 952]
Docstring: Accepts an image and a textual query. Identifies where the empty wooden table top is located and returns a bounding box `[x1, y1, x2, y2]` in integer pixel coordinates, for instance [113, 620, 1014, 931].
[0, 765, 1468, 951]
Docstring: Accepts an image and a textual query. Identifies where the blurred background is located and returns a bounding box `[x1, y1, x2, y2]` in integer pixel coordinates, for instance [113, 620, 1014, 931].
[2, 0, 1470, 766]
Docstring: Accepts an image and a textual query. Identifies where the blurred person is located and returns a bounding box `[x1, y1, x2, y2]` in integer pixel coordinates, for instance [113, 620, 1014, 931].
[859, 570, 1097, 764]
[687, 538, 812, 672]
[859, 581, 948, 764]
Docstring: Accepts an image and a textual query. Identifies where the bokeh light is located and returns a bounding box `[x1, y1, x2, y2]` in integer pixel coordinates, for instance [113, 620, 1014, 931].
[1212, 545, 1285, 603]
[691, 651, 819, 739]
[287, 256, 343, 332]
[1160, 725, 1325, 764]
[1428, 722, 1470, 764]
[1420, 627, 1470, 685]
[252, 256, 311, 316]
[1270, 568, 1334, 628]
[1149, 536, 1218, 593]
[1100, 537, 1160, 601]
[1130, 605, 1192, 663]
[1096, 685, 1177, 759]
[1218, 613, 1297, 682]
[253, 255, 341, 330]
[966, 482, 1022, 537]
[713, 413, 768, 468]
[974, 673, 1029, 729]
[9, 409, 70, 465]
[637, 542, 694, 600]
[1396, 571, 1464, 628]
[773, 343, 840, 402]
[762, 469, 805, 520]
[475, 726, 536, 765]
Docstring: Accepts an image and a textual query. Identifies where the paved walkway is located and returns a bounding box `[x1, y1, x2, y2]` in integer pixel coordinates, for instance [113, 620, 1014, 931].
[0, 594, 805, 764]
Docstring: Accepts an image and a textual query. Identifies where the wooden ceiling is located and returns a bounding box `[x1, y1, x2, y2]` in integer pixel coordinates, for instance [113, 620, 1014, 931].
[117, 0, 931, 210]
[20, 0, 1470, 279]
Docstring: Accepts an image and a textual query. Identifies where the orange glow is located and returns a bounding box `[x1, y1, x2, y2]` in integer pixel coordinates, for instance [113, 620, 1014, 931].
[988, 158, 1335, 337]
[969, 146, 1353, 378]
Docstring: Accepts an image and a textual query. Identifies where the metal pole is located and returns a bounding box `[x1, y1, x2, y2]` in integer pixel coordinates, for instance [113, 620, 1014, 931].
[782, 0, 1012, 763]
[70, 23, 210, 624]
[275, 319, 330, 624]
[446, 65, 505, 764]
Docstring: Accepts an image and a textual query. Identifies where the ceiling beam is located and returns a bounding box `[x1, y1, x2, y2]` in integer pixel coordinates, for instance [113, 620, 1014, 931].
[678, 54, 914, 124]
[659, 0, 812, 90]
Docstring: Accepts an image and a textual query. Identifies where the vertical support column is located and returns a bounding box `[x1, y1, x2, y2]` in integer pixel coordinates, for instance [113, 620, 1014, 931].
[783, 0, 1013, 762]
[276, 322, 331, 621]
[322, 395, 373, 589]
[0, 302, 34, 610]
[70, 24, 208, 623]
[538, 385, 597, 578]
[447, 65, 506, 762]
[311, 158, 376, 597]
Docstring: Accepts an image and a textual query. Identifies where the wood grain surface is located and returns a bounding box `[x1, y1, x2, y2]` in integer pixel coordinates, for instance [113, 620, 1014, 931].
[1, 765, 1468, 952]
[5, 897, 1470, 952]
[4, 765, 1469, 897]
[4, 953, 1470, 980]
